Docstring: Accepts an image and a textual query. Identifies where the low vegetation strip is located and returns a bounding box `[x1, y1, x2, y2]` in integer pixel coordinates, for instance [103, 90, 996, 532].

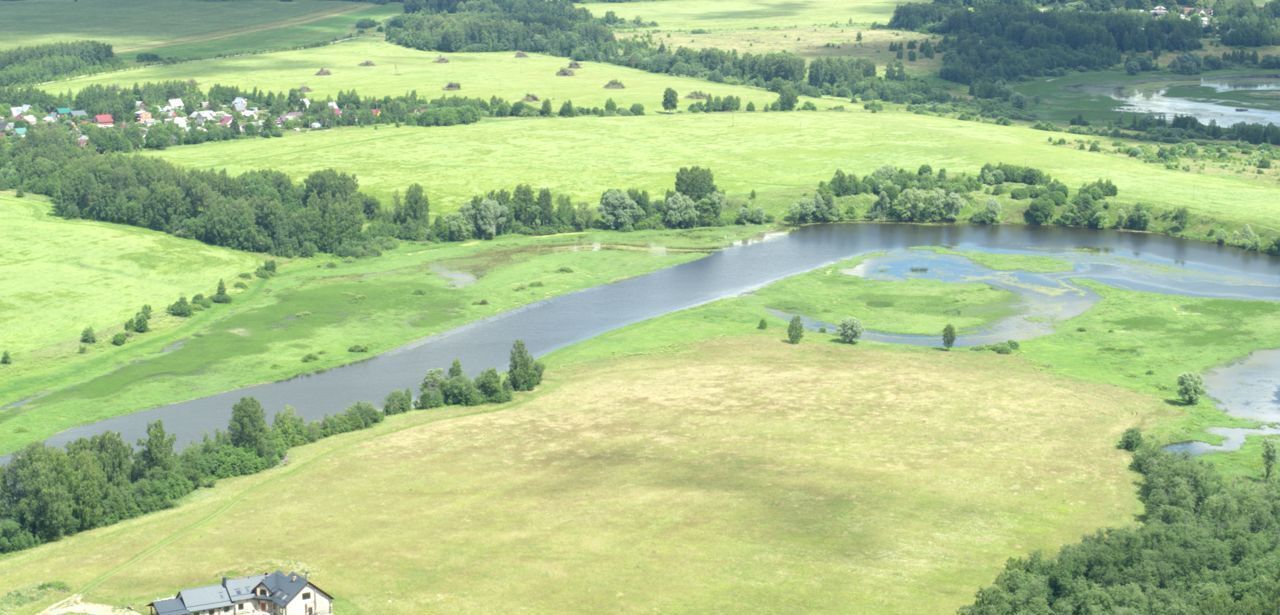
[0, 339, 1159, 614]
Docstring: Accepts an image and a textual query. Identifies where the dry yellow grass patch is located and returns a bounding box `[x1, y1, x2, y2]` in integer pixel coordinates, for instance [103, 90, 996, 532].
[0, 339, 1160, 614]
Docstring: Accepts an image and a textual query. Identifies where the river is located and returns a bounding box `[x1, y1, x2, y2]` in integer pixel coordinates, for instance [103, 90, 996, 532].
[26, 224, 1280, 457]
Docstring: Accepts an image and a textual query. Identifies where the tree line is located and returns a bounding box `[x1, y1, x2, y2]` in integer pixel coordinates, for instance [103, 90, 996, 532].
[0, 340, 545, 554]
[0, 41, 118, 86]
[891, 1, 1202, 85]
[386, 0, 952, 105]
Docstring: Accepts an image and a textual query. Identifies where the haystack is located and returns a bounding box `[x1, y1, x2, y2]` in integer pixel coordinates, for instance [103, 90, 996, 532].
[556, 68, 575, 77]
[514, 51, 529, 58]
[315, 68, 331, 76]
[444, 82, 461, 91]
[604, 79, 625, 89]
[359, 60, 376, 67]
[299, 85, 313, 93]
[435, 56, 450, 64]
[568, 60, 583, 69]
[522, 93, 540, 102]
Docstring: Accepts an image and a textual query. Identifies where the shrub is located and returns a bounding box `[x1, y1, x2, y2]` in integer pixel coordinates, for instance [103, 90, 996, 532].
[787, 316, 804, 344]
[1117, 427, 1143, 451]
[167, 296, 192, 317]
[80, 327, 96, 344]
[111, 333, 127, 346]
[1177, 373, 1205, 405]
[837, 317, 864, 344]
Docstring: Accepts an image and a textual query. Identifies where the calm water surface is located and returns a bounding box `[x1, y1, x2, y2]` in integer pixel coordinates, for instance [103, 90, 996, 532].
[25, 224, 1280, 457]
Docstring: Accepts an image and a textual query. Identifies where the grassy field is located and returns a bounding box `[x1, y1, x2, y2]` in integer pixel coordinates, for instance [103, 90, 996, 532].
[45, 39, 792, 109]
[586, 0, 900, 30]
[0, 220, 769, 455]
[0, 335, 1161, 614]
[0, 0, 399, 59]
[0, 192, 259, 360]
[750, 256, 1020, 334]
[148, 110, 1280, 234]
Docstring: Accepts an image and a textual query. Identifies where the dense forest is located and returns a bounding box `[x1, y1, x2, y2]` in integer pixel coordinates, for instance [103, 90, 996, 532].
[891, 1, 1202, 84]
[0, 41, 118, 86]
[964, 446, 1280, 613]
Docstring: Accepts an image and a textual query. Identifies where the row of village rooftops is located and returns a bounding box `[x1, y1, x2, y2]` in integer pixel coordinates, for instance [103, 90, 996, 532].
[2, 96, 340, 138]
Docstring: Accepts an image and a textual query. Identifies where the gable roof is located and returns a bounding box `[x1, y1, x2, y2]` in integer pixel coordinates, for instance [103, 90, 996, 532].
[149, 570, 326, 614]
[149, 597, 188, 615]
[176, 583, 232, 611]
[94, 114, 113, 123]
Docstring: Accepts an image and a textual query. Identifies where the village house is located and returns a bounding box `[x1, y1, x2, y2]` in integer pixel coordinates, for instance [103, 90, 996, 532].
[148, 571, 332, 615]
[9, 104, 30, 118]
[1151, 4, 1168, 16]
[95, 113, 114, 128]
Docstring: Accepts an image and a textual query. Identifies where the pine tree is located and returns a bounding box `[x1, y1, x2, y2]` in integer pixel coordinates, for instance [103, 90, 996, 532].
[787, 316, 804, 344]
[942, 324, 957, 350]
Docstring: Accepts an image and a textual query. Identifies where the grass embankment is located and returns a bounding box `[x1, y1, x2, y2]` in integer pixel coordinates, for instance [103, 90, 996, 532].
[46, 38, 791, 110]
[923, 247, 1075, 273]
[0, 211, 765, 455]
[146, 111, 1280, 236]
[0, 0, 399, 60]
[0, 334, 1159, 614]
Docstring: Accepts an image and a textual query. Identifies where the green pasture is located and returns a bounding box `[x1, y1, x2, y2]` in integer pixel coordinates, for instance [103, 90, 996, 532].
[44, 38, 789, 109]
[0, 222, 767, 455]
[750, 257, 1020, 334]
[0, 0, 398, 59]
[0, 334, 1159, 614]
[149, 110, 1280, 235]
[585, 0, 900, 31]
[0, 192, 259, 360]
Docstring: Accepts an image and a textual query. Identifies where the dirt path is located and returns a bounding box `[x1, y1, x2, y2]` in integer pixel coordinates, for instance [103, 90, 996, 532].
[38, 595, 141, 615]
[114, 3, 371, 53]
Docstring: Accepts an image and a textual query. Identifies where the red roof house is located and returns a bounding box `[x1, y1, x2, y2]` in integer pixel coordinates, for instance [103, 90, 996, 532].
[94, 114, 114, 127]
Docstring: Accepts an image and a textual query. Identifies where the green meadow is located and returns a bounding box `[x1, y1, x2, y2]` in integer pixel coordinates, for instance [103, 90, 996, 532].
[45, 39, 790, 109]
[149, 110, 1280, 234]
[0, 0, 398, 59]
[0, 192, 259, 362]
[589, 0, 901, 31]
[0, 334, 1160, 614]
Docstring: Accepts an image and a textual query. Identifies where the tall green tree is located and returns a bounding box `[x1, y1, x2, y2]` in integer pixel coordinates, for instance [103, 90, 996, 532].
[1177, 373, 1205, 405]
[228, 397, 277, 462]
[787, 316, 804, 344]
[508, 340, 544, 391]
[662, 87, 678, 111]
[134, 421, 176, 478]
[1264, 439, 1277, 481]
[675, 166, 718, 201]
[942, 324, 956, 350]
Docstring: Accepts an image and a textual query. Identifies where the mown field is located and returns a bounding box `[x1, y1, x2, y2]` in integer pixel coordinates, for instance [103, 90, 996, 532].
[0, 0, 399, 59]
[45, 39, 791, 109]
[0, 334, 1161, 614]
[149, 110, 1280, 234]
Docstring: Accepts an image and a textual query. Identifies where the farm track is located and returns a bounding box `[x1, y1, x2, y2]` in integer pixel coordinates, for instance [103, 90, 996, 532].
[112, 3, 371, 53]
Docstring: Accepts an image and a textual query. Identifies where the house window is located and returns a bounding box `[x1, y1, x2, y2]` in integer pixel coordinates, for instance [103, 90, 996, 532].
[302, 592, 311, 600]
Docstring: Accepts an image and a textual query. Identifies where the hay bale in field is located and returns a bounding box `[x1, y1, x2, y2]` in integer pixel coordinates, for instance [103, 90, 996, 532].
[444, 82, 461, 91]
[685, 91, 709, 100]
[522, 93, 540, 102]
[299, 85, 312, 93]
[604, 79, 625, 89]
[568, 60, 583, 69]
[359, 60, 376, 67]
[315, 68, 331, 76]
[435, 55, 450, 64]
[514, 51, 529, 58]
[556, 68, 575, 77]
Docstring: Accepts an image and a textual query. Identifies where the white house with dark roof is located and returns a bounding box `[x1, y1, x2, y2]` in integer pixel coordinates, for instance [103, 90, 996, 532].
[148, 571, 332, 615]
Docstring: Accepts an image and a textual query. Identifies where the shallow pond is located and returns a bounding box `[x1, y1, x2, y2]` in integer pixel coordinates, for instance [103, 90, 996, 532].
[23, 224, 1280, 458]
[1078, 76, 1280, 126]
